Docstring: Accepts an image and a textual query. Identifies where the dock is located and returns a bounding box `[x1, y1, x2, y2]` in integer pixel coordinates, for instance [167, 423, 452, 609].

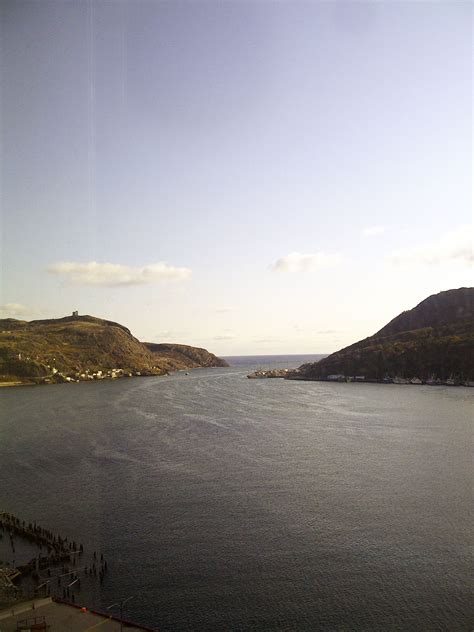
[0, 597, 157, 631]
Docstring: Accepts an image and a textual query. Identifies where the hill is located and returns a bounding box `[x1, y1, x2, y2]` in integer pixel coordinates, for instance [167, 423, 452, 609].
[0, 315, 228, 385]
[144, 343, 229, 370]
[297, 288, 474, 383]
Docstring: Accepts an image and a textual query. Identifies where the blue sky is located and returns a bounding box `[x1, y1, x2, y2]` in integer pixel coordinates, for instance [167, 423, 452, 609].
[1, 0, 472, 354]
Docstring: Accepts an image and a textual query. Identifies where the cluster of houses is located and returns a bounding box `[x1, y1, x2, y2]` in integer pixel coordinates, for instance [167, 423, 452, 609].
[44, 366, 138, 384]
[325, 374, 367, 382]
[322, 374, 473, 386]
[247, 369, 290, 379]
[247, 369, 473, 387]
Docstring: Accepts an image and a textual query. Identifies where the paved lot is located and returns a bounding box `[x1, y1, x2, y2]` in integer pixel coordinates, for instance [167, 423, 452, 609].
[0, 598, 154, 631]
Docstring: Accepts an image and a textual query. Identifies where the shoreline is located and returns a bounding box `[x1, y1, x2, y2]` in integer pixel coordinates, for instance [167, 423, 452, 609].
[247, 369, 474, 387]
[283, 376, 474, 388]
[0, 366, 229, 389]
[286, 376, 474, 387]
[0, 381, 32, 388]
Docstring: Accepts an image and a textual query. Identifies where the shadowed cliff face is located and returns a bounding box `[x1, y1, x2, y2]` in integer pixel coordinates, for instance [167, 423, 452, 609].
[299, 288, 474, 381]
[144, 343, 229, 369]
[0, 315, 228, 384]
[375, 287, 473, 337]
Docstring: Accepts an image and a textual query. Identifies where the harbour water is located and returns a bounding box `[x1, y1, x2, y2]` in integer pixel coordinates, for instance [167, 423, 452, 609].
[0, 356, 472, 630]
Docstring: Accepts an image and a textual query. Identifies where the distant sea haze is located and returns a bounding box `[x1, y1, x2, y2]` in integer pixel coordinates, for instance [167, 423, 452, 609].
[223, 354, 327, 367]
[0, 360, 471, 631]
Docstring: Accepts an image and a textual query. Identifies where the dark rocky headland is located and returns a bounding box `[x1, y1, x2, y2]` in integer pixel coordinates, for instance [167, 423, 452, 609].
[0, 314, 228, 386]
[249, 288, 474, 385]
[295, 287, 474, 384]
[144, 342, 228, 369]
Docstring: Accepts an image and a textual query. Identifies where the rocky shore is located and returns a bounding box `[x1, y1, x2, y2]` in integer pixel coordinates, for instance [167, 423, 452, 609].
[247, 370, 474, 387]
[247, 369, 297, 379]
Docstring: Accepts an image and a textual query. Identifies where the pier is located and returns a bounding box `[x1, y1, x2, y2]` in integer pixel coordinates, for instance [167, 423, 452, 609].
[0, 513, 109, 609]
[0, 597, 157, 631]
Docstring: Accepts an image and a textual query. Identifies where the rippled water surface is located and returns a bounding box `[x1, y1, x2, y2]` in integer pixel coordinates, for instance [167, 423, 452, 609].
[0, 358, 472, 630]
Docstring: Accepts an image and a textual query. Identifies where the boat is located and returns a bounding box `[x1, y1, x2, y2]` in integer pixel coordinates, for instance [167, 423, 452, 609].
[393, 377, 409, 384]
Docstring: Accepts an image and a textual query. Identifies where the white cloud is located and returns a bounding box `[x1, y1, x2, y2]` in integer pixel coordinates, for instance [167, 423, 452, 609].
[271, 252, 342, 273]
[47, 261, 192, 286]
[390, 225, 473, 266]
[213, 334, 237, 341]
[363, 225, 385, 237]
[0, 303, 27, 317]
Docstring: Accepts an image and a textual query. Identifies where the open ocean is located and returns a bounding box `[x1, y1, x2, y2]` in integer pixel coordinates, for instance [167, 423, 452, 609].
[0, 355, 472, 630]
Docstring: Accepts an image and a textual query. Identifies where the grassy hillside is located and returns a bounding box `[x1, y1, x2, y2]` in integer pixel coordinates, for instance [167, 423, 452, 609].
[0, 315, 228, 384]
[298, 288, 474, 382]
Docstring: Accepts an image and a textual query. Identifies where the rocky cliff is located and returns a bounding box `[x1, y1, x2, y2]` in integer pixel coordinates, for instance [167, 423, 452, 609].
[144, 343, 229, 370]
[298, 288, 474, 382]
[0, 315, 228, 384]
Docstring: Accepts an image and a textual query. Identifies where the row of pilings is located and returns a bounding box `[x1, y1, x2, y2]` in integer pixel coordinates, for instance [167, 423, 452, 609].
[0, 512, 82, 556]
[0, 512, 109, 603]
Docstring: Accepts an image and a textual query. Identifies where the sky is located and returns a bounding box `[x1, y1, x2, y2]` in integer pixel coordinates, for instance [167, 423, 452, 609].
[0, 0, 472, 355]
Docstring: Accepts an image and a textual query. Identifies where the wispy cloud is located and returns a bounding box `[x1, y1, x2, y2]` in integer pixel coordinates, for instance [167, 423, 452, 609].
[213, 334, 237, 341]
[271, 252, 342, 273]
[390, 225, 473, 266]
[47, 261, 192, 286]
[316, 329, 339, 335]
[0, 303, 27, 317]
[152, 329, 190, 341]
[154, 330, 176, 340]
[215, 307, 233, 314]
[362, 225, 385, 237]
[251, 336, 284, 344]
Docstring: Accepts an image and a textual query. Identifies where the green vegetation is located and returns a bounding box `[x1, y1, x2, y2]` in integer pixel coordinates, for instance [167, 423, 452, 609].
[0, 315, 228, 385]
[299, 288, 474, 382]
